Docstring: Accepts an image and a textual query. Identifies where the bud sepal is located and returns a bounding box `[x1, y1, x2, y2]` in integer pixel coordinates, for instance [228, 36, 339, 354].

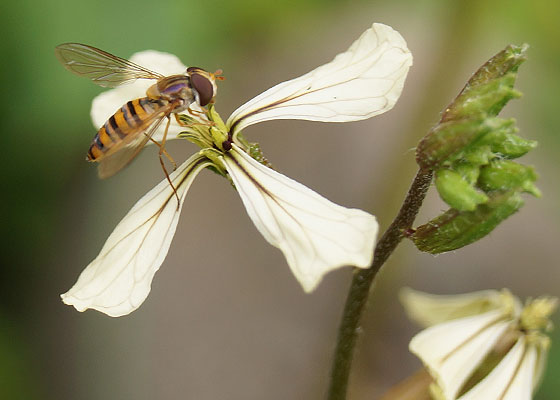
[411, 191, 524, 254]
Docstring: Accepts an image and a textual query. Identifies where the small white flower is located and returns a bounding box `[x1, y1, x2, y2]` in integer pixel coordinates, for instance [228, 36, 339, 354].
[62, 23, 413, 317]
[401, 288, 557, 400]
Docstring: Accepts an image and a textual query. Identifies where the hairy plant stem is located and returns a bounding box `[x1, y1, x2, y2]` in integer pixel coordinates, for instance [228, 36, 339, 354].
[327, 168, 434, 400]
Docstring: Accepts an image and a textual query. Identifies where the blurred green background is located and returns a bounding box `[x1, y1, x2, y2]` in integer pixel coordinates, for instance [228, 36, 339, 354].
[1, 0, 559, 399]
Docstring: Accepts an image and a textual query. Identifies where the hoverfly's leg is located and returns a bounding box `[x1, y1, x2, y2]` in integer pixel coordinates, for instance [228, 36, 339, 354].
[158, 117, 177, 170]
[160, 155, 180, 209]
[187, 107, 205, 117]
[174, 113, 185, 126]
[189, 108, 214, 126]
[147, 136, 177, 170]
[153, 117, 180, 208]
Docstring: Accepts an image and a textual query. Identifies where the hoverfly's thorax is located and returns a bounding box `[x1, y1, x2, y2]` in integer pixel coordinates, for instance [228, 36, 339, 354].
[146, 83, 161, 100]
[152, 75, 194, 101]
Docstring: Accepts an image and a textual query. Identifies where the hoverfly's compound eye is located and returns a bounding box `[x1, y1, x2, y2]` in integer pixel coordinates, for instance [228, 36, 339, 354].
[187, 67, 214, 106]
[190, 72, 214, 106]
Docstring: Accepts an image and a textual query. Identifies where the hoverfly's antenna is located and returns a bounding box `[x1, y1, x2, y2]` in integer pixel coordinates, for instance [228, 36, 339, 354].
[213, 69, 225, 81]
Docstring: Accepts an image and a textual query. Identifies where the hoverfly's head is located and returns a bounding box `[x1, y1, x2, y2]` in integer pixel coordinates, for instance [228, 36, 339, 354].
[186, 67, 224, 107]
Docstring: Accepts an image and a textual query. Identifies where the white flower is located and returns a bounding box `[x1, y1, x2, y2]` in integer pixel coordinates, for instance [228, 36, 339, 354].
[62, 23, 413, 317]
[401, 288, 557, 400]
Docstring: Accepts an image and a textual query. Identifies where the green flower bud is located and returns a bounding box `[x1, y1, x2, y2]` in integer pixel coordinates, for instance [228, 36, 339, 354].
[454, 162, 481, 185]
[417, 118, 514, 170]
[478, 160, 541, 196]
[481, 126, 537, 159]
[411, 191, 524, 254]
[435, 169, 488, 211]
[442, 44, 528, 121]
[460, 144, 494, 166]
[416, 44, 529, 170]
[444, 74, 522, 120]
[460, 117, 530, 161]
[417, 118, 490, 170]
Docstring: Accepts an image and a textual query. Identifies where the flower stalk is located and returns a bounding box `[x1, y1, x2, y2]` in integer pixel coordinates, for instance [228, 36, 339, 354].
[327, 167, 433, 400]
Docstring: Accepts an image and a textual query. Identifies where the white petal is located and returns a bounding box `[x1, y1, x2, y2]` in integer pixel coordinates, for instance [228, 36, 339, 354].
[61, 154, 211, 317]
[90, 50, 187, 142]
[400, 288, 515, 328]
[227, 23, 412, 135]
[222, 144, 378, 292]
[410, 309, 513, 400]
[458, 337, 536, 400]
[532, 339, 549, 392]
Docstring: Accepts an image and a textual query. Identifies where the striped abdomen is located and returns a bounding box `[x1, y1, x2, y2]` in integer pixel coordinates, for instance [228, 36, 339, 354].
[87, 97, 169, 161]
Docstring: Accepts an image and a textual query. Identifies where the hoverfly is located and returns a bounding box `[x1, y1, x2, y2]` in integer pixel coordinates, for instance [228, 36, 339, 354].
[55, 43, 222, 183]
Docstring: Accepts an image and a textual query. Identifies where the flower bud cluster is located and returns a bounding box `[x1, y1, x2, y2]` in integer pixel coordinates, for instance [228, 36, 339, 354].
[412, 45, 539, 253]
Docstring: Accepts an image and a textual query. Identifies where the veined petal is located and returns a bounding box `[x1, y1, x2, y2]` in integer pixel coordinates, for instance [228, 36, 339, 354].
[400, 288, 518, 328]
[61, 154, 211, 317]
[410, 309, 514, 400]
[90, 50, 188, 142]
[222, 144, 378, 292]
[227, 23, 412, 135]
[458, 337, 536, 400]
[532, 338, 550, 393]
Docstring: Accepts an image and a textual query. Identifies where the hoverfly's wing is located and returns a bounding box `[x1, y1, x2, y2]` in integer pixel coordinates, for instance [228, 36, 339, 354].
[55, 43, 164, 88]
[96, 110, 172, 179]
[227, 23, 412, 136]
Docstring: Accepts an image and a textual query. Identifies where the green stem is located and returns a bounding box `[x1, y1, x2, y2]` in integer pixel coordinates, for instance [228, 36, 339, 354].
[327, 168, 433, 400]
